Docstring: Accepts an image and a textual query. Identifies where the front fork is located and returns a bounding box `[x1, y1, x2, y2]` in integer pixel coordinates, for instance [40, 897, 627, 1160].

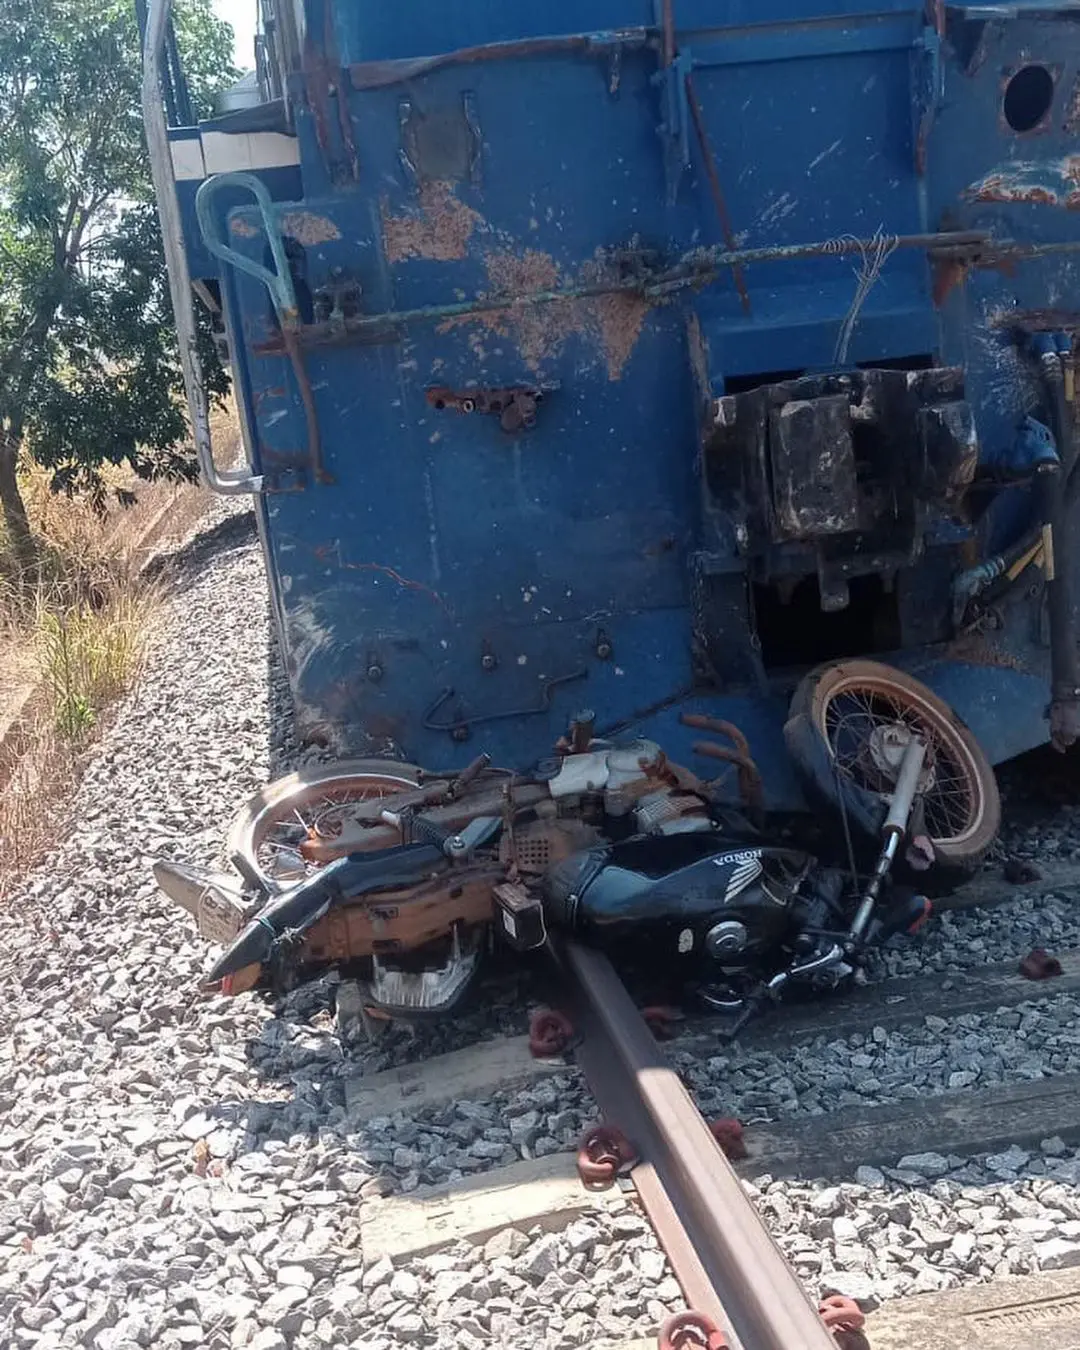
[719, 737, 928, 1037]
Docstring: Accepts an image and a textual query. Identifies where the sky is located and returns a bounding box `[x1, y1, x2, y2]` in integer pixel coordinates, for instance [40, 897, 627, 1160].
[213, 0, 257, 70]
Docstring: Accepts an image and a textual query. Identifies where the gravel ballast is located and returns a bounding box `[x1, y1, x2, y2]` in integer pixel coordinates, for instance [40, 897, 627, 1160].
[873, 893, 1080, 979]
[6, 506, 1080, 1348]
[749, 1139, 1080, 1305]
[344, 993, 1080, 1197]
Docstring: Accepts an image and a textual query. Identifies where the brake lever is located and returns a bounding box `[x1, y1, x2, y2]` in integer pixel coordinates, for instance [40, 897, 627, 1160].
[766, 943, 845, 994]
[715, 990, 770, 1040]
[713, 940, 848, 1040]
[446, 815, 502, 857]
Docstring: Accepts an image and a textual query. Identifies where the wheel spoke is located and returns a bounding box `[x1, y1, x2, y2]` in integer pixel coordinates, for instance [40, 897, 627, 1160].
[246, 772, 420, 882]
[822, 679, 979, 844]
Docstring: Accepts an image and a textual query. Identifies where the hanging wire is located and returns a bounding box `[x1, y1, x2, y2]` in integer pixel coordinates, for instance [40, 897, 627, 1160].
[832, 756, 862, 894]
[831, 226, 899, 366]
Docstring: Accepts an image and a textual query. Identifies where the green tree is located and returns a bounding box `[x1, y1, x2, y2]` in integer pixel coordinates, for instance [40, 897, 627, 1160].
[0, 0, 235, 574]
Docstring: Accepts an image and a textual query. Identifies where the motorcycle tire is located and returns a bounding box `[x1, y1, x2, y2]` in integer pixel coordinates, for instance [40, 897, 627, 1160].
[226, 758, 424, 890]
[784, 660, 1000, 890]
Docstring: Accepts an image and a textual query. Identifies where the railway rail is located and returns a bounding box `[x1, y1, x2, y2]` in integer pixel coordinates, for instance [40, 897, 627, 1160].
[553, 939, 843, 1350]
[339, 864, 1080, 1350]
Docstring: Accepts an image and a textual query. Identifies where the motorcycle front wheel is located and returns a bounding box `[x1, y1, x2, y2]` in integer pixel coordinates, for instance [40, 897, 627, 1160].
[785, 660, 1000, 885]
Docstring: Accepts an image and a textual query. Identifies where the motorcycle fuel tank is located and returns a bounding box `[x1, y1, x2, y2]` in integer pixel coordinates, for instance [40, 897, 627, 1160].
[543, 832, 809, 966]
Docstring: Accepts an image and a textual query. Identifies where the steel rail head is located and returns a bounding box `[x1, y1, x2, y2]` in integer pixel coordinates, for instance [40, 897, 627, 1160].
[560, 939, 837, 1350]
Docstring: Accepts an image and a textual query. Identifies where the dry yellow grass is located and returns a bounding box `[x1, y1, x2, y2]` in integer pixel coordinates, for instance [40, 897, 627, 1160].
[0, 404, 241, 896]
[0, 586, 160, 890]
[0, 720, 77, 887]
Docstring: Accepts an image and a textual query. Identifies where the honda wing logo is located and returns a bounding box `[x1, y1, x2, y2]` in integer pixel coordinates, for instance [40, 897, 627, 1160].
[713, 849, 763, 900]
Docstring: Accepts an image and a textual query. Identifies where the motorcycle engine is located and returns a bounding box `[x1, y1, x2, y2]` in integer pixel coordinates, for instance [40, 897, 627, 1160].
[542, 831, 812, 972]
[544, 741, 712, 831]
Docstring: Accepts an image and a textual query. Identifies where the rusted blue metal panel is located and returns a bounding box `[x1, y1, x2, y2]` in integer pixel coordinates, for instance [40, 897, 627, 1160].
[164, 2, 1080, 802]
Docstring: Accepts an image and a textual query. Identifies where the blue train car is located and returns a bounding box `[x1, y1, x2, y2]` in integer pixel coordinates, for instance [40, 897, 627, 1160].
[143, 0, 1080, 813]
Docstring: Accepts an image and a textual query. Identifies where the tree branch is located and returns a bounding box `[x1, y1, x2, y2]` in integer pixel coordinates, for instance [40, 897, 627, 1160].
[55, 194, 80, 268]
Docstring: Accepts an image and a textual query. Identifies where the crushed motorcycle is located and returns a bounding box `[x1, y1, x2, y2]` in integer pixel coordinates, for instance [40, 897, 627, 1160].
[154, 660, 1000, 1035]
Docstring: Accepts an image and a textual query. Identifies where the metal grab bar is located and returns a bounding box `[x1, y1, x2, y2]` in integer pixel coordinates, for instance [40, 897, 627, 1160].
[195, 172, 329, 484]
[195, 173, 300, 325]
[141, 0, 262, 495]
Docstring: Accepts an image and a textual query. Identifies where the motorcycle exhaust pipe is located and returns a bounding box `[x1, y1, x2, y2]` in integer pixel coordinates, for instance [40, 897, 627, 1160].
[847, 736, 927, 945]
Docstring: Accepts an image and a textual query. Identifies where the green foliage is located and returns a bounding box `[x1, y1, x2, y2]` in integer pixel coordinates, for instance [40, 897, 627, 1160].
[38, 589, 147, 741]
[0, 0, 235, 529]
[31, 202, 231, 503]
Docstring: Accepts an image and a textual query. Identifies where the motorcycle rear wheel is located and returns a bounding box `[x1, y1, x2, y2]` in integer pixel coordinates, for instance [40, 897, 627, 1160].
[226, 759, 423, 889]
[786, 660, 1000, 881]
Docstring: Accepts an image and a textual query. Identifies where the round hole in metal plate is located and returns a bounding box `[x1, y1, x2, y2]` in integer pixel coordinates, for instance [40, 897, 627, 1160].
[1003, 64, 1055, 133]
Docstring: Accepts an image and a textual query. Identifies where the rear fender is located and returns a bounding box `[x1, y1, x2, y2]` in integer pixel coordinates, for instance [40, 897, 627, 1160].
[152, 858, 253, 942]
